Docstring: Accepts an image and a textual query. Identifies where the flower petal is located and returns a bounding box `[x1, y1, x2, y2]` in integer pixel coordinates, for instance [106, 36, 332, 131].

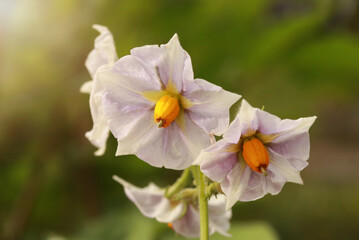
[109, 109, 163, 166]
[104, 96, 208, 169]
[97, 55, 166, 158]
[85, 24, 117, 78]
[172, 204, 201, 238]
[221, 150, 304, 208]
[112, 176, 184, 223]
[184, 78, 241, 135]
[270, 116, 317, 161]
[208, 195, 232, 237]
[84, 107, 110, 157]
[267, 149, 303, 185]
[84, 66, 114, 156]
[101, 55, 163, 94]
[136, 112, 211, 170]
[195, 139, 238, 182]
[80, 80, 93, 94]
[223, 99, 281, 143]
[131, 34, 193, 92]
[221, 161, 253, 210]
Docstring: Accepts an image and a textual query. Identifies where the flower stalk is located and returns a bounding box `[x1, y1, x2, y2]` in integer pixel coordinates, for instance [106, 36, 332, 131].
[192, 166, 209, 240]
[165, 168, 191, 198]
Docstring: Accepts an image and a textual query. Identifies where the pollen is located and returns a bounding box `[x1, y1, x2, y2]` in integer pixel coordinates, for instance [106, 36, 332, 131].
[154, 95, 180, 128]
[242, 137, 269, 175]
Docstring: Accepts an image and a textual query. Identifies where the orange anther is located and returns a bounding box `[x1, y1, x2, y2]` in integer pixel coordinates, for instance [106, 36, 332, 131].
[154, 95, 180, 128]
[242, 138, 269, 175]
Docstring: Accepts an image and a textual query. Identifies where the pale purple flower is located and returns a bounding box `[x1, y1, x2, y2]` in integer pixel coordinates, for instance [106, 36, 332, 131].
[99, 34, 240, 169]
[195, 99, 316, 209]
[113, 176, 232, 238]
[81, 25, 118, 156]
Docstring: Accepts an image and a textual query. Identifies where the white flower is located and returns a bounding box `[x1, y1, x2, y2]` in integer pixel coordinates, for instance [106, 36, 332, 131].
[195, 99, 316, 209]
[81, 25, 118, 156]
[99, 34, 240, 169]
[113, 176, 232, 238]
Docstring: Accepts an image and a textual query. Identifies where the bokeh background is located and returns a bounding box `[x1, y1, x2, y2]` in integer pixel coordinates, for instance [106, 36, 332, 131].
[1, 0, 359, 239]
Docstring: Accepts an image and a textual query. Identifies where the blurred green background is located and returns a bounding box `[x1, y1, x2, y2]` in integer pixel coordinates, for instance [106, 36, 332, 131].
[1, 0, 359, 239]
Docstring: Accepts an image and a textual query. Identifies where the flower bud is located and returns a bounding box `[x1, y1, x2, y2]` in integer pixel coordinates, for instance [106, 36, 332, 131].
[242, 138, 269, 175]
[154, 95, 180, 128]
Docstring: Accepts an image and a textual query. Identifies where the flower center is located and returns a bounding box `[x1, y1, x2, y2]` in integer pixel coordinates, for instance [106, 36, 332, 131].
[154, 95, 180, 128]
[242, 137, 269, 175]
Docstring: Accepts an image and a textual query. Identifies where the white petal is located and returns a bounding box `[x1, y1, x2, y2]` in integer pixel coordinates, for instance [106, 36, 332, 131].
[85, 25, 117, 78]
[267, 149, 303, 184]
[223, 99, 282, 143]
[85, 117, 109, 156]
[131, 44, 167, 66]
[220, 149, 305, 206]
[172, 204, 201, 238]
[208, 195, 232, 237]
[102, 90, 153, 137]
[136, 123, 188, 169]
[80, 80, 93, 94]
[221, 161, 253, 210]
[100, 55, 163, 94]
[270, 116, 317, 161]
[101, 71, 210, 169]
[137, 112, 211, 170]
[82, 24, 117, 155]
[85, 69, 112, 156]
[195, 139, 238, 182]
[184, 78, 241, 135]
[111, 110, 163, 164]
[112, 176, 184, 223]
[163, 34, 187, 91]
[131, 34, 193, 92]
[238, 171, 267, 201]
[98, 56, 165, 161]
[222, 113, 242, 143]
[223, 99, 257, 143]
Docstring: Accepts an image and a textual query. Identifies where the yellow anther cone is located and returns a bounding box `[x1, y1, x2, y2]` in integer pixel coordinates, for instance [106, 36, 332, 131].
[154, 95, 180, 128]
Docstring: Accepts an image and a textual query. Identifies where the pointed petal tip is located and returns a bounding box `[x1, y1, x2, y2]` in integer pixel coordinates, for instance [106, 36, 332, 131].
[225, 204, 232, 212]
[79, 80, 92, 94]
[240, 98, 253, 108]
[168, 33, 180, 45]
[112, 175, 131, 189]
[307, 115, 317, 124]
[225, 197, 235, 211]
[92, 24, 105, 30]
[112, 175, 122, 183]
[92, 24, 111, 35]
[94, 149, 104, 156]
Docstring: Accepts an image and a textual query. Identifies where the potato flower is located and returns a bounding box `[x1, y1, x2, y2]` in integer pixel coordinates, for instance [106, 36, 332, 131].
[81, 25, 118, 156]
[195, 99, 316, 209]
[113, 176, 232, 238]
[99, 34, 240, 169]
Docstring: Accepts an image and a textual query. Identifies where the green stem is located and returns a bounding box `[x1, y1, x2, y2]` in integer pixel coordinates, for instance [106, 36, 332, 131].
[195, 166, 209, 240]
[165, 168, 191, 198]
